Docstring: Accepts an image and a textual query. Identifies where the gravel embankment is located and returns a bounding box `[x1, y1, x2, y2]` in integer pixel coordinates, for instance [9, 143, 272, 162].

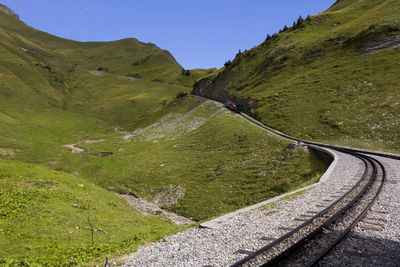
[321, 155, 400, 266]
[120, 194, 194, 225]
[122, 150, 364, 267]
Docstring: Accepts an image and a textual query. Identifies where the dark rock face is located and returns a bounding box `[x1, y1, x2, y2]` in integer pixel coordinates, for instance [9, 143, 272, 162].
[0, 4, 19, 20]
[192, 68, 238, 102]
[192, 68, 258, 115]
[360, 33, 400, 55]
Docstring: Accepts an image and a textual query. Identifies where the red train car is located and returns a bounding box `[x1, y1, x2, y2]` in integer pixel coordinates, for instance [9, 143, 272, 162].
[225, 100, 243, 113]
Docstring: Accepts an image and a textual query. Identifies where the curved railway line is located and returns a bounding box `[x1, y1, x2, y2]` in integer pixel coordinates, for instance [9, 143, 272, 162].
[122, 96, 399, 266]
[230, 153, 386, 266]
[192, 95, 399, 266]
[227, 106, 396, 266]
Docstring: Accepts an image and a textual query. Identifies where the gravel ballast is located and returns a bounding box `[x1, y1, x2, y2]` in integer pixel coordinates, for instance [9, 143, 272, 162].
[122, 150, 365, 266]
[320, 155, 400, 266]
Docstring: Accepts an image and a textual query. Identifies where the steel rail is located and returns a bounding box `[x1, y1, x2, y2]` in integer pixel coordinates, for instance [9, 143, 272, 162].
[305, 154, 386, 267]
[229, 154, 370, 267]
[188, 95, 393, 266]
[259, 153, 380, 266]
[231, 152, 378, 267]
[231, 152, 386, 266]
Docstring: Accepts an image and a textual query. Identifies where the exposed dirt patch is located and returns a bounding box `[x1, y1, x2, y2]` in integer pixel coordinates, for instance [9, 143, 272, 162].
[152, 185, 185, 209]
[119, 194, 194, 225]
[79, 139, 105, 144]
[98, 152, 113, 157]
[116, 76, 136, 81]
[63, 144, 84, 153]
[0, 148, 15, 157]
[89, 70, 104, 76]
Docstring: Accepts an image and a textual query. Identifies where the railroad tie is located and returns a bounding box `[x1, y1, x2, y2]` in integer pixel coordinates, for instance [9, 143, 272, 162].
[358, 225, 382, 232]
[260, 236, 276, 241]
[234, 249, 254, 255]
[279, 226, 294, 231]
[294, 217, 309, 222]
[371, 210, 389, 214]
[360, 220, 385, 228]
[306, 211, 319, 214]
[364, 217, 387, 223]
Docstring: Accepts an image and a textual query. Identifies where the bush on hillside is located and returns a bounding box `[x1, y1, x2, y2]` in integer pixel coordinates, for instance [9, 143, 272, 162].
[176, 91, 188, 98]
[224, 60, 232, 67]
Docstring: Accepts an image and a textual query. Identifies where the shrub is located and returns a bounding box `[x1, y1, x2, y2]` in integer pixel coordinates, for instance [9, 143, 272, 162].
[176, 91, 188, 98]
[224, 60, 232, 67]
[297, 16, 305, 28]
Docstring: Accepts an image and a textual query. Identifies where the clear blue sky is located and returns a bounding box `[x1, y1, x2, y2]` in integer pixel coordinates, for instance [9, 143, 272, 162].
[2, 0, 335, 69]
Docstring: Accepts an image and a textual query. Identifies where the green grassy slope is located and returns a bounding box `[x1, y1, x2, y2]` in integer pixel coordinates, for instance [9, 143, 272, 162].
[0, 159, 182, 266]
[0, 96, 327, 222]
[0, 10, 210, 129]
[193, 0, 400, 152]
[0, 6, 328, 264]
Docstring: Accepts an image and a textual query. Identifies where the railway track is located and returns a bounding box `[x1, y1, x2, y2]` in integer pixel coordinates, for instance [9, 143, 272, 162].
[232, 111, 391, 266]
[189, 95, 397, 266]
[230, 152, 386, 266]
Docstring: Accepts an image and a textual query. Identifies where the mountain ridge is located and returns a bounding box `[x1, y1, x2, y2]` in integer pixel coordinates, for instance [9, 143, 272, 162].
[192, 0, 400, 152]
[0, 3, 18, 19]
[0, 8, 213, 130]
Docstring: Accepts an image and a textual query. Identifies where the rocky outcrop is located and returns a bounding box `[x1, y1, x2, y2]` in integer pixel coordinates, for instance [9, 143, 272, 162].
[0, 4, 19, 20]
[192, 68, 238, 102]
[139, 41, 160, 49]
[360, 33, 400, 55]
[344, 24, 400, 54]
[192, 68, 258, 114]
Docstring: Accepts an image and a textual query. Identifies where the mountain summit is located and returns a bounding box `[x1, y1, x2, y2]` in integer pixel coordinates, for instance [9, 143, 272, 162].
[0, 7, 211, 130]
[0, 4, 19, 19]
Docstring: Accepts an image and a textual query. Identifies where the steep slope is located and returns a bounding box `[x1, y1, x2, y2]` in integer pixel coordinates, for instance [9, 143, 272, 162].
[0, 5, 328, 264]
[0, 159, 182, 265]
[0, 8, 206, 129]
[193, 0, 400, 152]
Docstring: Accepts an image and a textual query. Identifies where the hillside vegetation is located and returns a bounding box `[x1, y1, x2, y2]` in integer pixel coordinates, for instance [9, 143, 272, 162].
[0, 95, 327, 222]
[0, 159, 183, 266]
[193, 0, 400, 152]
[0, 5, 328, 265]
[0, 9, 212, 129]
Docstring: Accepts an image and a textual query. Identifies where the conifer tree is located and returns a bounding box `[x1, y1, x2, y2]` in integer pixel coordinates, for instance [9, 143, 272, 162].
[297, 16, 304, 27]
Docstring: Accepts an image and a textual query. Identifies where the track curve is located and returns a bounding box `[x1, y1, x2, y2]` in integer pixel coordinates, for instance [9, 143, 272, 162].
[189, 95, 396, 266]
